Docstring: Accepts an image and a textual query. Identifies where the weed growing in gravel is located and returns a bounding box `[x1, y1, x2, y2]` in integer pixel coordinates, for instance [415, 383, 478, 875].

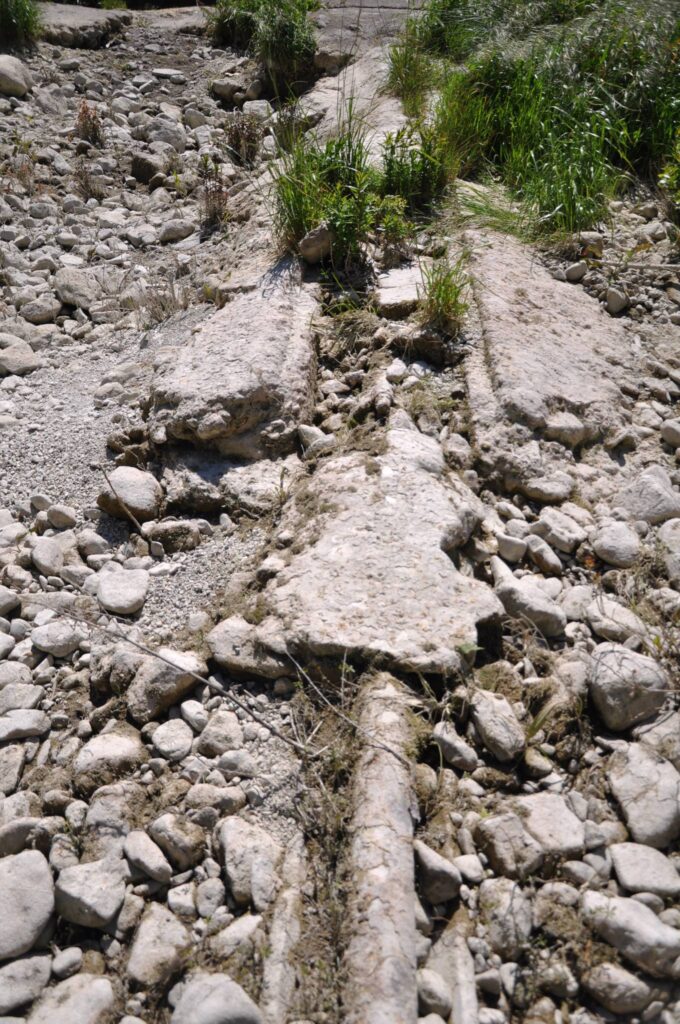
[207, 0, 316, 85]
[0, 0, 40, 46]
[418, 253, 469, 334]
[199, 156, 231, 236]
[224, 111, 264, 166]
[73, 159, 106, 202]
[75, 100, 105, 148]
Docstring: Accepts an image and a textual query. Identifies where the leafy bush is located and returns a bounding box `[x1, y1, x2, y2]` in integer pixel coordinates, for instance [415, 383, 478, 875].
[207, 0, 316, 84]
[0, 0, 40, 46]
[418, 254, 469, 334]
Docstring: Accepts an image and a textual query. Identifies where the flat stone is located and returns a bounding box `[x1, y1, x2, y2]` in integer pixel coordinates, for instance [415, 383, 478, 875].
[97, 466, 162, 523]
[432, 721, 479, 771]
[589, 643, 670, 731]
[492, 559, 565, 637]
[0, 955, 51, 1015]
[582, 962, 652, 1015]
[53, 268, 100, 312]
[582, 891, 680, 978]
[0, 684, 42, 715]
[27, 974, 114, 1024]
[512, 793, 585, 859]
[475, 812, 543, 880]
[152, 719, 194, 762]
[73, 721, 148, 796]
[235, 426, 501, 678]
[414, 840, 461, 904]
[126, 903, 190, 988]
[610, 843, 680, 897]
[217, 817, 282, 911]
[0, 710, 50, 742]
[126, 648, 207, 723]
[0, 746, 25, 796]
[37, 2, 131, 48]
[31, 621, 82, 658]
[148, 813, 205, 871]
[31, 537, 63, 576]
[375, 262, 428, 318]
[123, 830, 172, 883]
[96, 569, 149, 615]
[148, 267, 317, 459]
[479, 877, 532, 958]
[207, 615, 289, 680]
[470, 690, 524, 762]
[608, 743, 680, 848]
[592, 522, 640, 568]
[585, 597, 647, 643]
[170, 973, 263, 1024]
[0, 851, 54, 960]
[55, 857, 126, 928]
[617, 465, 680, 524]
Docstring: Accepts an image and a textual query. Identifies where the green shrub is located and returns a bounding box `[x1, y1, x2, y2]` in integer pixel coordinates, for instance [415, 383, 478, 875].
[207, 0, 316, 84]
[660, 129, 680, 208]
[387, 20, 435, 117]
[419, 253, 469, 334]
[382, 124, 447, 211]
[0, 0, 40, 46]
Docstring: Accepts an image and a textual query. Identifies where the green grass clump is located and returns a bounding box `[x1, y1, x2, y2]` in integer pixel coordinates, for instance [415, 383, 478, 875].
[430, 2, 680, 232]
[207, 0, 316, 84]
[272, 108, 448, 268]
[0, 0, 40, 46]
[419, 253, 469, 333]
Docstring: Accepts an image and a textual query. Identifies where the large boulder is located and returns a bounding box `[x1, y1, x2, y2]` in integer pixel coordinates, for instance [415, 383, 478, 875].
[589, 643, 670, 731]
[608, 743, 680, 848]
[28, 974, 114, 1024]
[126, 648, 207, 724]
[0, 56, 33, 98]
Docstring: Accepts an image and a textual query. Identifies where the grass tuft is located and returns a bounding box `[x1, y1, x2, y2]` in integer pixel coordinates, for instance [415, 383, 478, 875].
[206, 0, 316, 86]
[0, 0, 40, 46]
[419, 253, 469, 334]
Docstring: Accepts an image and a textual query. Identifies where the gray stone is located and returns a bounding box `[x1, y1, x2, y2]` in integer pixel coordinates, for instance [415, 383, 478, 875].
[479, 877, 532, 957]
[148, 813, 205, 871]
[512, 793, 584, 859]
[610, 843, 680, 897]
[127, 903, 190, 987]
[471, 689, 524, 762]
[432, 721, 479, 771]
[53, 268, 100, 312]
[375, 263, 428, 318]
[0, 851, 54, 960]
[617, 466, 680, 525]
[73, 721, 148, 796]
[51, 947, 82, 980]
[414, 840, 461, 904]
[606, 287, 629, 315]
[417, 968, 452, 1019]
[608, 743, 680, 848]
[0, 587, 19, 617]
[658, 518, 680, 588]
[0, 746, 25, 796]
[126, 648, 207, 723]
[592, 522, 640, 568]
[170, 973, 263, 1024]
[492, 558, 565, 637]
[197, 709, 243, 757]
[0, 955, 51, 1015]
[0, 684, 42, 715]
[31, 537, 63, 576]
[207, 616, 289, 680]
[96, 569, 149, 615]
[533, 507, 586, 553]
[661, 418, 680, 448]
[153, 719, 194, 762]
[159, 219, 195, 244]
[582, 962, 652, 1015]
[97, 466, 162, 523]
[475, 812, 543, 880]
[148, 269, 317, 459]
[31, 621, 82, 658]
[0, 56, 33, 98]
[217, 817, 283, 911]
[55, 857, 126, 929]
[27, 975, 114, 1024]
[124, 830, 172, 883]
[585, 596, 647, 643]
[209, 913, 262, 960]
[299, 224, 332, 264]
[0, 710, 50, 742]
[582, 891, 680, 978]
[589, 644, 670, 731]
